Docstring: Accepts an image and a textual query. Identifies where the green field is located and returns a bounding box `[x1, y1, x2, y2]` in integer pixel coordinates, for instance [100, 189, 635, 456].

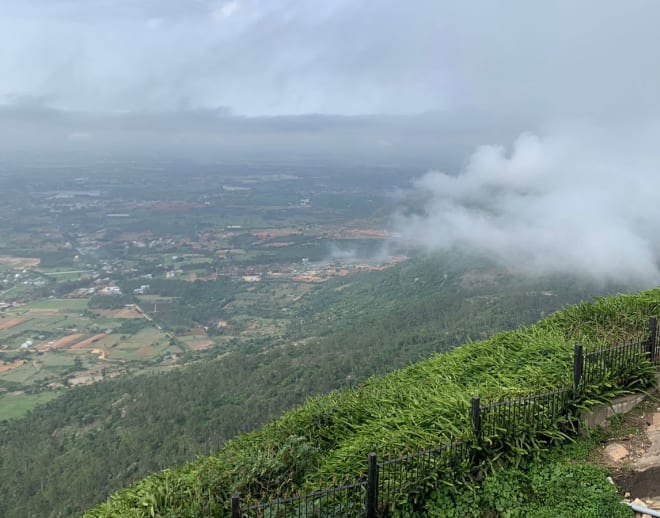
[0, 390, 62, 420]
[24, 298, 89, 311]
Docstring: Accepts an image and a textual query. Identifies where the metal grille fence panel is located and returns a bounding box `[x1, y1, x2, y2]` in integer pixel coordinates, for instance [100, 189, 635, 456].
[241, 481, 367, 518]
[582, 340, 648, 387]
[479, 388, 573, 440]
[376, 440, 470, 514]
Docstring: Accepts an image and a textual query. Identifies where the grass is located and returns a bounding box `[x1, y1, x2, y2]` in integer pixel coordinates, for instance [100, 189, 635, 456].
[24, 298, 89, 311]
[0, 390, 63, 420]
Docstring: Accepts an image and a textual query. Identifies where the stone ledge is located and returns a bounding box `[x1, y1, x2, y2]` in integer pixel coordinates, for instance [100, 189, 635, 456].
[581, 393, 647, 429]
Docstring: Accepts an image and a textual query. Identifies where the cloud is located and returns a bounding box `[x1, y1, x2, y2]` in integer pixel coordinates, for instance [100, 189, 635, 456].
[393, 124, 660, 285]
[5, 1, 658, 117]
[212, 1, 240, 21]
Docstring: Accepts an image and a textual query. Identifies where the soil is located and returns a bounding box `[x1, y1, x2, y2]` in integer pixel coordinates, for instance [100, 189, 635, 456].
[93, 308, 143, 318]
[0, 317, 29, 330]
[70, 333, 107, 350]
[51, 334, 85, 349]
[0, 256, 40, 268]
[596, 397, 660, 509]
[0, 359, 26, 373]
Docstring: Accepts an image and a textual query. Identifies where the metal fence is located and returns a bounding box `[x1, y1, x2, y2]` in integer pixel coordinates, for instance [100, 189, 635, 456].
[581, 340, 649, 387]
[376, 439, 470, 515]
[231, 316, 659, 518]
[238, 481, 367, 518]
[475, 387, 574, 441]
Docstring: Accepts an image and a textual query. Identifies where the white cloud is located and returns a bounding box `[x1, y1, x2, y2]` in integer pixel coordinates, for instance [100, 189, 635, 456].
[393, 124, 660, 285]
[211, 1, 240, 21]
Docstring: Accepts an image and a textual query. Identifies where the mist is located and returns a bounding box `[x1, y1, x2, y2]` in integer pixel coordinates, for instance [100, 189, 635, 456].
[393, 123, 660, 285]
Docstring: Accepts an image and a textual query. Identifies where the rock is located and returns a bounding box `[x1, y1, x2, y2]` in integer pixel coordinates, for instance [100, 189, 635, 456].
[604, 443, 630, 462]
[649, 413, 660, 432]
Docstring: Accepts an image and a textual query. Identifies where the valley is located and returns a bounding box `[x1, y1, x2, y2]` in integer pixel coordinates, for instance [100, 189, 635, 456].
[0, 161, 411, 419]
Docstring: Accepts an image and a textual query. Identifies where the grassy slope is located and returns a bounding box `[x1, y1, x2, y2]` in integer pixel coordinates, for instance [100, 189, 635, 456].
[87, 288, 660, 517]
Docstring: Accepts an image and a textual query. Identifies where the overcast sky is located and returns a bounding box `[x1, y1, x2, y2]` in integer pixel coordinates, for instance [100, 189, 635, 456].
[1, 0, 658, 162]
[2, 0, 659, 119]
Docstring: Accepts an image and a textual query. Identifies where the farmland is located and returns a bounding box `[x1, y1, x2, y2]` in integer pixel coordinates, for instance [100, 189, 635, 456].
[0, 297, 177, 414]
[0, 162, 413, 419]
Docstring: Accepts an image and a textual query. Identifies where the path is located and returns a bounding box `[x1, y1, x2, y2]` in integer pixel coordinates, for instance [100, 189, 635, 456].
[603, 406, 660, 513]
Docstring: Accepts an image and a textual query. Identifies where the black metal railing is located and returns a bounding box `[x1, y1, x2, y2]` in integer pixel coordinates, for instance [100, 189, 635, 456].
[238, 480, 367, 517]
[376, 439, 469, 514]
[477, 388, 573, 440]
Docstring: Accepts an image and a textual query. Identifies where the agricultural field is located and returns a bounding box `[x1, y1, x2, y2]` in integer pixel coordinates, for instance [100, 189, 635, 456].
[0, 163, 413, 420]
[0, 297, 177, 418]
[0, 390, 62, 420]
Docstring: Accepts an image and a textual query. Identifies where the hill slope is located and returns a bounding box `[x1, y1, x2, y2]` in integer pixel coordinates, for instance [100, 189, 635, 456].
[86, 285, 660, 517]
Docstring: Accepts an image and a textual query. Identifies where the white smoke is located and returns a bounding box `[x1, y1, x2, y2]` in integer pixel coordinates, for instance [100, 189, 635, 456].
[393, 124, 660, 285]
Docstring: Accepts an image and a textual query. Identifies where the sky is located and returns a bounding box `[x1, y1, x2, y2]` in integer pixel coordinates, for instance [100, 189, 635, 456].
[3, 0, 660, 282]
[3, 1, 660, 121]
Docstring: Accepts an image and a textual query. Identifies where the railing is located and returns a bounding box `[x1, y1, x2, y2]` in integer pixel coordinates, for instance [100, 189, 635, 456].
[475, 387, 573, 441]
[231, 316, 659, 517]
[239, 481, 367, 517]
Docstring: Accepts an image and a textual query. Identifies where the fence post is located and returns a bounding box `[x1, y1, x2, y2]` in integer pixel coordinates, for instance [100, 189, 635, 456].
[648, 317, 658, 363]
[366, 452, 378, 518]
[573, 343, 584, 390]
[231, 493, 240, 518]
[471, 396, 481, 439]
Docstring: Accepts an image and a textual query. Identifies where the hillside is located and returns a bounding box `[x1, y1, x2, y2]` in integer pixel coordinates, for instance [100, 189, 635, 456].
[85, 286, 660, 517]
[0, 254, 628, 517]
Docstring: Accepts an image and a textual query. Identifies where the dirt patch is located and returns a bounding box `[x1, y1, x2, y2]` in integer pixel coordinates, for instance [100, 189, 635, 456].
[292, 274, 326, 283]
[0, 359, 26, 373]
[342, 228, 391, 239]
[596, 397, 660, 507]
[253, 228, 302, 239]
[622, 466, 660, 500]
[0, 317, 29, 330]
[68, 374, 102, 386]
[90, 348, 108, 360]
[597, 414, 651, 470]
[93, 308, 143, 318]
[70, 334, 107, 350]
[0, 256, 40, 268]
[188, 339, 214, 351]
[135, 346, 153, 356]
[51, 334, 85, 349]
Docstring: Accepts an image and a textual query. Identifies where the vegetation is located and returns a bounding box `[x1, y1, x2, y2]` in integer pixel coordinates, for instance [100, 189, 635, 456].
[84, 287, 660, 517]
[0, 255, 626, 517]
[0, 167, 646, 517]
[429, 431, 632, 517]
